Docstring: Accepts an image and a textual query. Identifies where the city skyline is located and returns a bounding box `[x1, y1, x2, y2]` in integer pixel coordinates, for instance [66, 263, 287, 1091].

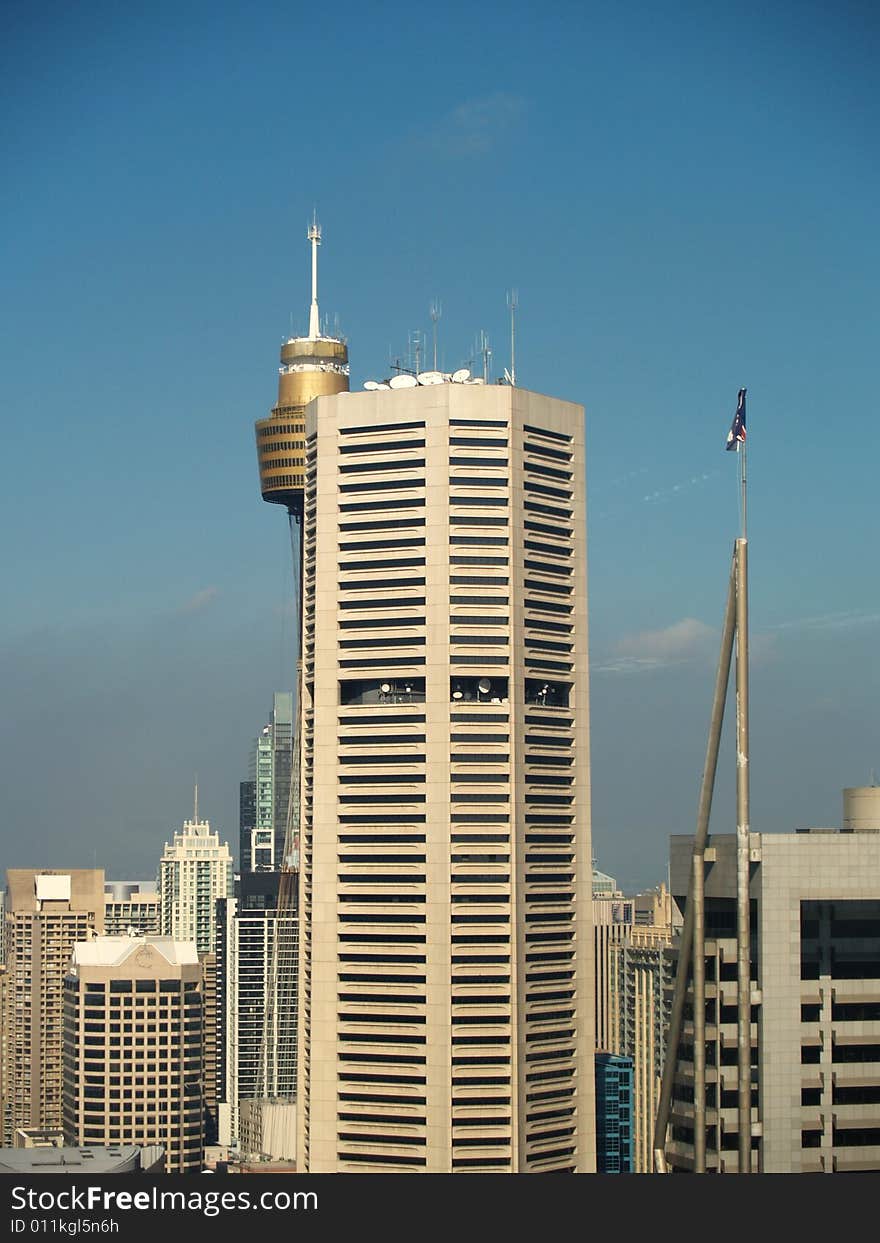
[2, 2, 878, 893]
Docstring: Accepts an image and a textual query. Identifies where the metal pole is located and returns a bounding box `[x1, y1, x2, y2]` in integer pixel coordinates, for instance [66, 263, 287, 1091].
[692, 851, 706, 1171]
[735, 536, 752, 1172]
[653, 552, 737, 1171]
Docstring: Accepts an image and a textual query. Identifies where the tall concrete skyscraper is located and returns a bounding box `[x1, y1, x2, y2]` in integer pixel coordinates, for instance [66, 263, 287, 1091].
[158, 804, 233, 957]
[239, 693, 294, 875]
[1, 870, 104, 1142]
[295, 379, 595, 1172]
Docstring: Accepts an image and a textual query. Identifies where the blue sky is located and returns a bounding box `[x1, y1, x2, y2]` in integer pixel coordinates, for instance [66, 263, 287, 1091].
[1, 0, 878, 889]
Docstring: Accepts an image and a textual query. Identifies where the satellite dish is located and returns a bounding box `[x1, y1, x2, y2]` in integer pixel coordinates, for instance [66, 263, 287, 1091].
[452, 368, 470, 383]
[416, 370, 444, 385]
[363, 380, 381, 391]
[376, 382, 391, 389]
[380, 683, 392, 693]
[469, 376, 486, 385]
[389, 373, 418, 389]
[452, 690, 463, 700]
[478, 678, 492, 694]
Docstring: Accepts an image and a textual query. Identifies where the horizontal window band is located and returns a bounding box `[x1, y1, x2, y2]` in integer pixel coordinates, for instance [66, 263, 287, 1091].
[339, 498, 427, 513]
[523, 560, 572, 578]
[523, 535, 572, 554]
[339, 638, 426, 650]
[524, 580, 573, 596]
[340, 557, 426, 571]
[449, 655, 510, 665]
[339, 518, 426, 533]
[340, 479, 426, 494]
[340, 440, 426, 455]
[524, 482, 573, 501]
[523, 501, 572, 520]
[522, 424, 573, 444]
[339, 598, 425, 610]
[523, 441, 572, 463]
[339, 775, 428, 784]
[526, 620, 573, 635]
[450, 576, 510, 586]
[450, 419, 508, 428]
[524, 520, 573, 539]
[338, 578, 426, 591]
[339, 658, 426, 669]
[524, 461, 573, 482]
[340, 421, 426, 435]
[449, 437, 509, 447]
[339, 755, 426, 765]
[339, 538, 426, 551]
[339, 618, 425, 630]
[339, 459, 425, 474]
[449, 478, 508, 489]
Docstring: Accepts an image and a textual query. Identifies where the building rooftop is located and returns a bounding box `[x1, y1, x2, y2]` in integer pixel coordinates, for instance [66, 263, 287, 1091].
[0, 1145, 162, 1174]
[72, 936, 198, 968]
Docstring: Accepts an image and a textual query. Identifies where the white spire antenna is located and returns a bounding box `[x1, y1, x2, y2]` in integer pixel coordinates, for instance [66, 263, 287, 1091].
[480, 330, 492, 383]
[430, 299, 442, 371]
[507, 288, 518, 387]
[194, 774, 199, 824]
[307, 211, 321, 340]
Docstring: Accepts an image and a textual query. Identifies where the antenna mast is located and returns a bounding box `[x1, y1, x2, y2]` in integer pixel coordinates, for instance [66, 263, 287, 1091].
[307, 212, 321, 340]
[430, 299, 442, 371]
[480, 331, 491, 383]
[507, 289, 518, 387]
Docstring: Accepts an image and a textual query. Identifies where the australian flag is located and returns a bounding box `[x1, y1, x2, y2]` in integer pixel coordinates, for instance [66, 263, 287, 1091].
[725, 388, 747, 451]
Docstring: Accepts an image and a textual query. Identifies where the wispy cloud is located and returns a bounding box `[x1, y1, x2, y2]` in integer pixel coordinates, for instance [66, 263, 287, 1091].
[641, 470, 719, 504]
[595, 617, 716, 675]
[766, 608, 880, 635]
[428, 92, 526, 158]
[178, 586, 219, 615]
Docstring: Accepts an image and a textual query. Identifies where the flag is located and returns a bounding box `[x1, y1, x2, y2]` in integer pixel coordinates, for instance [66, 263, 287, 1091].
[725, 388, 746, 451]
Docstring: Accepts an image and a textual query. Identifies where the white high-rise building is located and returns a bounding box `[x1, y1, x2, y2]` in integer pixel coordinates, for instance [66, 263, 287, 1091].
[297, 380, 595, 1172]
[159, 806, 233, 957]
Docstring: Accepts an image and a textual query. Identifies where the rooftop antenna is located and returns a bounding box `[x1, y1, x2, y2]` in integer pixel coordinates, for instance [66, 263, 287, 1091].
[409, 330, 423, 376]
[507, 288, 518, 387]
[307, 210, 321, 340]
[194, 774, 199, 824]
[430, 299, 442, 371]
[480, 330, 492, 383]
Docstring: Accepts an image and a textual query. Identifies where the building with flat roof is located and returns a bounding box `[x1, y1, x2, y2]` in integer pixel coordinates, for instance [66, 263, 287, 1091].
[664, 786, 880, 1173]
[104, 880, 160, 937]
[62, 936, 204, 1174]
[295, 379, 594, 1172]
[240, 693, 294, 876]
[1, 869, 104, 1143]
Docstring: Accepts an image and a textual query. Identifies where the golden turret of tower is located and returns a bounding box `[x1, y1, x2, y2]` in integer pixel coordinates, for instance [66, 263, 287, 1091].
[255, 218, 349, 516]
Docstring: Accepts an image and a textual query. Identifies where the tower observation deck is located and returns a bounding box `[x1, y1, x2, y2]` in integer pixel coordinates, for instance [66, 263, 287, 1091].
[255, 218, 350, 517]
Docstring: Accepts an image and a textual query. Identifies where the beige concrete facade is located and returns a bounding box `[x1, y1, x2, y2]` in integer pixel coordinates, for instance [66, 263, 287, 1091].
[62, 937, 203, 1174]
[667, 826, 880, 1172]
[296, 382, 595, 1172]
[1, 869, 104, 1143]
[158, 817, 233, 956]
